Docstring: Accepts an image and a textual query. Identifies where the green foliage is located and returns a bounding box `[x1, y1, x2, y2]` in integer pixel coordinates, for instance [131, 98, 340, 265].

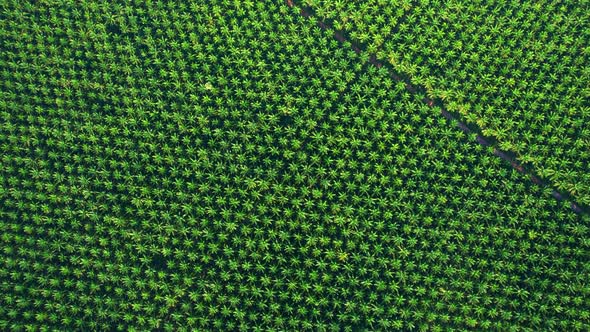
[0, 0, 588, 331]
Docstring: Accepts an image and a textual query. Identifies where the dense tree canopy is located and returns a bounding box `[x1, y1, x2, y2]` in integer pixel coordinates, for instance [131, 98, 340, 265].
[0, 0, 588, 330]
